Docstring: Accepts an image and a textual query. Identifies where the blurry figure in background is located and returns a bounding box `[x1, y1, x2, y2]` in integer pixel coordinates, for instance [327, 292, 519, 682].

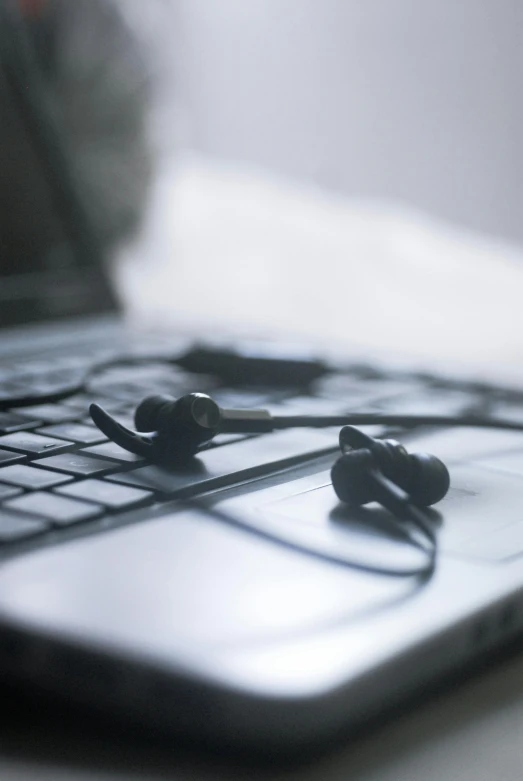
[0, 0, 152, 272]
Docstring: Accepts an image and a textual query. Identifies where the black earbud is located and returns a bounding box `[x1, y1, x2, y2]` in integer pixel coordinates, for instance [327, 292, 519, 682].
[89, 393, 275, 461]
[331, 426, 450, 515]
[134, 393, 224, 455]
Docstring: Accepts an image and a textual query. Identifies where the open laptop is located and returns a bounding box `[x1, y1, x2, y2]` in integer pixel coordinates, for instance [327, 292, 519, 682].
[3, 2, 523, 755]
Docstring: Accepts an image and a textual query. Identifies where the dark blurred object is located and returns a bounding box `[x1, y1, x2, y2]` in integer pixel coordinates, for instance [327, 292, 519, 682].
[177, 343, 328, 387]
[0, 0, 151, 277]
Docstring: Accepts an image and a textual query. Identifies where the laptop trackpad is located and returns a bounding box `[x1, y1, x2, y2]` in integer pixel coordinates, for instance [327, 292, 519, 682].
[218, 463, 523, 565]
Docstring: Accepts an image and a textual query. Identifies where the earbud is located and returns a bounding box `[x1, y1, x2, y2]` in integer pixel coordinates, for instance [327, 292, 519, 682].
[134, 393, 224, 454]
[89, 393, 275, 461]
[331, 426, 450, 513]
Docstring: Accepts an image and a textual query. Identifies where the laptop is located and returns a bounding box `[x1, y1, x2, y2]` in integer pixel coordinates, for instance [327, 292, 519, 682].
[2, 1, 523, 755]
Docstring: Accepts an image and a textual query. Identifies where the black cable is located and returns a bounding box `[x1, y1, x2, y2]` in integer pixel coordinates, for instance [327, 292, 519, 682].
[205, 502, 436, 579]
[271, 412, 523, 432]
[2, 349, 523, 441]
[405, 503, 437, 549]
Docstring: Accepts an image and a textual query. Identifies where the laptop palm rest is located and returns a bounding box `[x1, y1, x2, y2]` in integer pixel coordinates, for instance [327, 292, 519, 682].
[0, 462, 521, 745]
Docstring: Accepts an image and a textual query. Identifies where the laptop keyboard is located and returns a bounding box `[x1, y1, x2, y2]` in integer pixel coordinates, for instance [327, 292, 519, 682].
[1, 338, 523, 554]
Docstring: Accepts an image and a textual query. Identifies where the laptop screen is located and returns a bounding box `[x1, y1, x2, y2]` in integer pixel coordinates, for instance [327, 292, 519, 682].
[0, 65, 118, 330]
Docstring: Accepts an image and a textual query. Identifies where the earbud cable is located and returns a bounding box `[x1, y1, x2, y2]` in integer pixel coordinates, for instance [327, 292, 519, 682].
[271, 413, 523, 432]
[3, 353, 523, 436]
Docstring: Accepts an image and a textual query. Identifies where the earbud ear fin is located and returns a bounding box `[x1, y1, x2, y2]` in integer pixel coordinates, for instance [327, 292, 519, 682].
[339, 425, 376, 453]
[89, 403, 159, 458]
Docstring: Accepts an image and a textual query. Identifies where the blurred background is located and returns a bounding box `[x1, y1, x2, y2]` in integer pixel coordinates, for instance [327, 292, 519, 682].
[122, 0, 522, 244]
[20, 0, 513, 379]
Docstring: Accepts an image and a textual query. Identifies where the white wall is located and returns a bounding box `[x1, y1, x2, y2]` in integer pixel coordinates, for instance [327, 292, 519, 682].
[170, 0, 523, 243]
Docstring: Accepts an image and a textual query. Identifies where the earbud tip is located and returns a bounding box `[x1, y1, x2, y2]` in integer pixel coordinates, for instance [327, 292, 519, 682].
[331, 450, 375, 506]
[409, 453, 450, 505]
[135, 395, 174, 432]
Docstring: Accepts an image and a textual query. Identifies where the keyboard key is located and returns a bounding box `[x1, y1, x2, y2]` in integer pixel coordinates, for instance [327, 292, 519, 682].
[34, 453, 115, 477]
[106, 429, 337, 498]
[81, 413, 136, 431]
[60, 395, 92, 411]
[62, 396, 130, 416]
[0, 382, 30, 402]
[209, 433, 251, 447]
[212, 389, 277, 408]
[0, 432, 71, 456]
[312, 376, 415, 405]
[0, 484, 22, 500]
[16, 404, 82, 424]
[0, 448, 25, 466]
[5, 492, 103, 526]
[0, 412, 41, 434]
[371, 389, 481, 416]
[267, 396, 360, 415]
[36, 423, 107, 445]
[0, 464, 73, 490]
[55, 480, 152, 510]
[82, 441, 145, 463]
[485, 402, 523, 425]
[399, 427, 523, 464]
[8, 359, 58, 376]
[0, 510, 48, 542]
[87, 381, 149, 402]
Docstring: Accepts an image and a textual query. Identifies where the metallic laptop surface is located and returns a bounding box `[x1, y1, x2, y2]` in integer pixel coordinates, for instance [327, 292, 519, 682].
[3, 0, 523, 756]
